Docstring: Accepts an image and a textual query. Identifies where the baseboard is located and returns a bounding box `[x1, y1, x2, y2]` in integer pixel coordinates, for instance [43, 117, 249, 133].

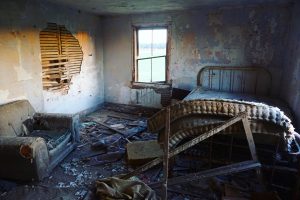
[75, 103, 104, 118]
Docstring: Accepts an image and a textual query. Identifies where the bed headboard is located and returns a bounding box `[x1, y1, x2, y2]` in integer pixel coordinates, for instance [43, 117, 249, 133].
[197, 66, 272, 96]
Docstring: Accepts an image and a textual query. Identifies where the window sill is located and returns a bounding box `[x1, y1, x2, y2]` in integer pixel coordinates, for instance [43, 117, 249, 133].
[131, 81, 172, 90]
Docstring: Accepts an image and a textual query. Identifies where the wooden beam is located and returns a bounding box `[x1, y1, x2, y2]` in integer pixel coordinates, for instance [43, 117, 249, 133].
[149, 160, 261, 188]
[242, 118, 257, 161]
[121, 112, 247, 179]
[162, 107, 170, 200]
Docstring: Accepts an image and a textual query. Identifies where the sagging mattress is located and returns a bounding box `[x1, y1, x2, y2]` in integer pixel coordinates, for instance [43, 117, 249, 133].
[184, 87, 293, 118]
[148, 88, 300, 152]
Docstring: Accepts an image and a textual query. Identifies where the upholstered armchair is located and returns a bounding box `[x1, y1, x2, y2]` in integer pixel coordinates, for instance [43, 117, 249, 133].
[0, 100, 79, 181]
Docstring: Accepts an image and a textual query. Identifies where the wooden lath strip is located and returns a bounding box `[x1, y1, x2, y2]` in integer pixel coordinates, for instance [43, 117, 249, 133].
[41, 56, 68, 61]
[42, 62, 68, 68]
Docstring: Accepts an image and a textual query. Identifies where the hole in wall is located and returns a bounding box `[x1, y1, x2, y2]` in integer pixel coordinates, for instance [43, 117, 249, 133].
[39, 22, 83, 93]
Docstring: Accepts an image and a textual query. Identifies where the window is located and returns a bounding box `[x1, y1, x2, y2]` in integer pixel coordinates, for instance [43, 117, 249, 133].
[134, 27, 168, 83]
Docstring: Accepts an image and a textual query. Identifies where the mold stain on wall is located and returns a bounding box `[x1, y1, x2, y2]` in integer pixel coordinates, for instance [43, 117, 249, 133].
[281, 1, 300, 129]
[171, 4, 290, 92]
[103, 3, 291, 107]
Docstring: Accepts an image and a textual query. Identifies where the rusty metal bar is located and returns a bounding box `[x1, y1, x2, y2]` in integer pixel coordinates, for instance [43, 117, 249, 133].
[121, 112, 247, 179]
[149, 160, 261, 188]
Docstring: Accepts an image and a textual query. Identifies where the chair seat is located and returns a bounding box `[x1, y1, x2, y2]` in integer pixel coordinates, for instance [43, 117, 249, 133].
[29, 129, 71, 151]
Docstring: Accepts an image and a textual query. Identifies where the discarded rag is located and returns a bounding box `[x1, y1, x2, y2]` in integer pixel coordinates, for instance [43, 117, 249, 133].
[95, 176, 158, 200]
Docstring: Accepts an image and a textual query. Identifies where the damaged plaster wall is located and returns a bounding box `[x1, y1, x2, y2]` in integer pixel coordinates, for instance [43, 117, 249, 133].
[103, 3, 290, 108]
[0, 0, 104, 113]
[281, 1, 300, 129]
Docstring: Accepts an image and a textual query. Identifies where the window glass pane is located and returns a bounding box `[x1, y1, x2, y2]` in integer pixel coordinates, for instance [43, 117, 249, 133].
[138, 30, 152, 58]
[152, 29, 167, 57]
[138, 59, 151, 82]
[152, 57, 166, 82]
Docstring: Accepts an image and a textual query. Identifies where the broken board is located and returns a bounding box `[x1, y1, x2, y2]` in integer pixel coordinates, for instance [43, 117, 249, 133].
[126, 140, 163, 166]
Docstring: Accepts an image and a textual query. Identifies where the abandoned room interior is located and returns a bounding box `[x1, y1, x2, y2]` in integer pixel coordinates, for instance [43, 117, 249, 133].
[1, 0, 300, 199]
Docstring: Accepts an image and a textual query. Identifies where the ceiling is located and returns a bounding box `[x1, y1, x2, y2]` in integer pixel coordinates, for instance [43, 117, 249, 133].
[46, 0, 292, 15]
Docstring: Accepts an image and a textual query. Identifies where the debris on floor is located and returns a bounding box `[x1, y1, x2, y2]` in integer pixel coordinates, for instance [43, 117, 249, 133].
[2, 185, 77, 200]
[0, 103, 299, 200]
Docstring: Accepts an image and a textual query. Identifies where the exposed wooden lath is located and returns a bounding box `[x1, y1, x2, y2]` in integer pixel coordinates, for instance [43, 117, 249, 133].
[40, 23, 83, 93]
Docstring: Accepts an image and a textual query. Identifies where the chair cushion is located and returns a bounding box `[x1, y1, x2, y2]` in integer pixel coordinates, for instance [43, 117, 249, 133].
[28, 129, 70, 151]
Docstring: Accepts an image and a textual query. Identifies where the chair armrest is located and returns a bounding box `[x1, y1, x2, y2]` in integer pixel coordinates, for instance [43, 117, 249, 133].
[0, 136, 50, 181]
[33, 113, 80, 142]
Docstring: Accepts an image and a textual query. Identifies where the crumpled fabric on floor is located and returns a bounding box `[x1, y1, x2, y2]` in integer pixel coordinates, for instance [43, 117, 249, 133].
[95, 177, 158, 200]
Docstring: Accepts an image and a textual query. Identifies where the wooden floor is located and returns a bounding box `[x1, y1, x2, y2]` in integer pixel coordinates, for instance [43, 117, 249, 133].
[0, 103, 296, 200]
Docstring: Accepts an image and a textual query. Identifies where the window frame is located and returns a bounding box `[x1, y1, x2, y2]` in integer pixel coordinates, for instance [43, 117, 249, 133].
[132, 24, 171, 84]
